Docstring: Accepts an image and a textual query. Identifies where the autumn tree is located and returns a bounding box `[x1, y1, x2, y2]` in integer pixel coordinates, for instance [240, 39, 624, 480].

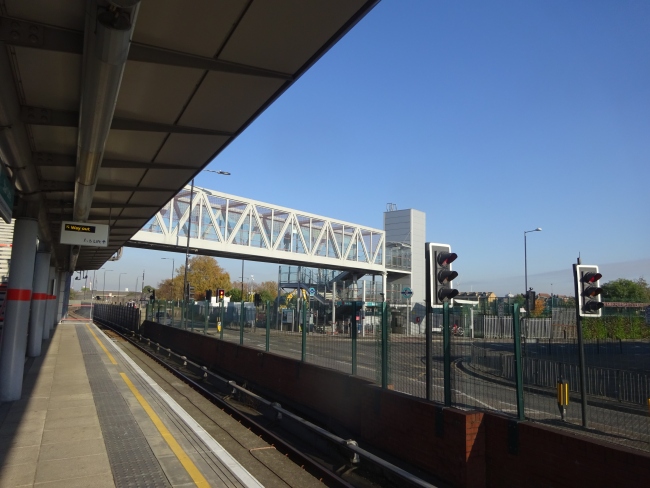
[156, 256, 231, 301]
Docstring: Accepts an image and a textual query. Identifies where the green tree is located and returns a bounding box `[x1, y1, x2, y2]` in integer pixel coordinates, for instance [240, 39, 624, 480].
[601, 278, 650, 303]
[256, 280, 278, 303]
[228, 287, 242, 302]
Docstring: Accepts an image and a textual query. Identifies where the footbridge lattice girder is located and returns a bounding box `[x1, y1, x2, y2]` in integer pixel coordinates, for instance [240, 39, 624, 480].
[129, 186, 386, 274]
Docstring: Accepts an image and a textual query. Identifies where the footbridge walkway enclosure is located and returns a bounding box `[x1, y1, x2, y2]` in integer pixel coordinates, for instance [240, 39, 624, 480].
[128, 185, 387, 276]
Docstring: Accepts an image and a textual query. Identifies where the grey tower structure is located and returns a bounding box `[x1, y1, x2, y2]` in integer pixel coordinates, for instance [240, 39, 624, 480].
[384, 208, 426, 305]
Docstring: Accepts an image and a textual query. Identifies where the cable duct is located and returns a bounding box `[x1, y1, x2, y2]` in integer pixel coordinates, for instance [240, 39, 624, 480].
[70, 0, 140, 270]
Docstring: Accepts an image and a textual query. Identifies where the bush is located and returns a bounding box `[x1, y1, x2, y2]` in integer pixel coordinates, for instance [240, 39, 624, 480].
[582, 316, 649, 339]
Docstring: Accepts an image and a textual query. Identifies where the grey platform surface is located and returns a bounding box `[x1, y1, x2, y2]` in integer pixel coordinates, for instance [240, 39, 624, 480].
[0, 321, 261, 487]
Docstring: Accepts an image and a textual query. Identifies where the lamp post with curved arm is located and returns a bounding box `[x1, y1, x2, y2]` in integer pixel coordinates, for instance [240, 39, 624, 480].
[182, 169, 230, 328]
[102, 269, 112, 302]
[524, 227, 542, 293]
[118, 272, 127, 303]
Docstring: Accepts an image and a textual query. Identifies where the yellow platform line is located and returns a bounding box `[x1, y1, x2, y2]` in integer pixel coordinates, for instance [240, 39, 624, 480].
[85, 324, 117, 364]
[120, 372, 210, 488]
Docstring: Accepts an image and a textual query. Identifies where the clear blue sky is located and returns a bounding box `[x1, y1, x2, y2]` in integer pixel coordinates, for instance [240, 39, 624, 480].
[85, 0, 649, 298]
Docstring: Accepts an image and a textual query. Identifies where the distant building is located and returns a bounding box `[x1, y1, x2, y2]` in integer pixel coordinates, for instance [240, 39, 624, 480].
[0, 219, 15, 281]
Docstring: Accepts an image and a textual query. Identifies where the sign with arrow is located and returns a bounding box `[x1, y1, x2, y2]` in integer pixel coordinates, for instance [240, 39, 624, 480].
[60, 221, 109, 247]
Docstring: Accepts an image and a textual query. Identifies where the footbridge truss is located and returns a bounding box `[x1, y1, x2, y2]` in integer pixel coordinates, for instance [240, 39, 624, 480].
[128, 186, 386, 275]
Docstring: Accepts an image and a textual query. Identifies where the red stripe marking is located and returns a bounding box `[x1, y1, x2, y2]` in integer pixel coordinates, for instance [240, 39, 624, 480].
[32, 293, 48, 300]
[7, 289, 32, 301]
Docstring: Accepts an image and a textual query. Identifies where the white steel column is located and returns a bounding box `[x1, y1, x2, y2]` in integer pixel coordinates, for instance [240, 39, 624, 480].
[56, 271, 67, 322]
[332, 281, 336, 334]
[362, 280, 366, 337]
[27, 250, 50, 356]
[43, 265, 56, 339]
[0, 218, 38, 401]
[61, 272, 71, 319]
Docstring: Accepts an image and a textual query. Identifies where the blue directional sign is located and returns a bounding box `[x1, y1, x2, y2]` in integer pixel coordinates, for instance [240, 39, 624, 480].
[401, 287, 413, 299]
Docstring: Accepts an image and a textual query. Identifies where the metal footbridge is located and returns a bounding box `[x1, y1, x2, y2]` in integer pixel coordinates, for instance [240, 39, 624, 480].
[128, 185, 386, 276]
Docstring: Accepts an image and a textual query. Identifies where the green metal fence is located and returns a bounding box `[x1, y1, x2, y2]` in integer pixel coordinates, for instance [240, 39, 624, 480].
[101, 296, 650, 453]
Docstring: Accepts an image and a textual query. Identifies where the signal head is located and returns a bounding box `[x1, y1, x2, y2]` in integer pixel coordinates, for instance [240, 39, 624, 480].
[582, 272, 602, 283]
[437, 252, 457, 267]
[438, 288, 459, 301]
[582, 286, 602, 298]
[584, 301, 604, 312]
[575, 264, 604, 317]
[437, 270, 458, 284]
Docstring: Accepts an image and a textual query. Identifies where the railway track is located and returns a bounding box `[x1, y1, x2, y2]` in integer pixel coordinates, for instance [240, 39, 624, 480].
[86, 314, 442, 488]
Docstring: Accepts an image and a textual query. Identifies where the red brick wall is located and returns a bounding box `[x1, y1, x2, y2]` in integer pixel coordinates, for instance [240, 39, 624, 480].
[484, 413, 650, 487]
[142, 322, 650, 488]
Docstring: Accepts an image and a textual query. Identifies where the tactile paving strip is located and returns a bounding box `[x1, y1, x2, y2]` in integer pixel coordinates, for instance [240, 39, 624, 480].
[77, 325, 172, 487]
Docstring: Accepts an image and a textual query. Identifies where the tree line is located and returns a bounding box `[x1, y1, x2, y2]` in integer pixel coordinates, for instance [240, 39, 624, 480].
[147, 256, 278, 303]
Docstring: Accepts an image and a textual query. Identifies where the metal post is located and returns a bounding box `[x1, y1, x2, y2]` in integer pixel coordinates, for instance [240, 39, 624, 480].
[0, 217, 38, 401]
[524, 232, 528, 293]
[45, 265, 56, 335]
[220, 296, 224, 340]
[352, 301, 358, 375]
[381, 301, 388, 389]
[28, 250, 50, 354]
[204, 299, 208, 334]
[301, 297, 307, 362]
[332, 280, 337, 334]
[425, 301, 432, 401]
[276, 265, 282, 331]
[182, 179, 195, 328]
[443, 301, 451, 407]
[362, 280, 366, 337]
[512, 303, 525, 421]
[265, 300, 270, 352]
[239, 300, 244, 345]
[573, 260, 589, 427]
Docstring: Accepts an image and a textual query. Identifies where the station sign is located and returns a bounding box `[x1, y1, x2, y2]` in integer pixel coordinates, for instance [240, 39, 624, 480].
[60, 221, 109, 247]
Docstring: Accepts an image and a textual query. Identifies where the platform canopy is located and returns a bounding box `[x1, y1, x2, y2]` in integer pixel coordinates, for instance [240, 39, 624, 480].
[0, 0, 379, 271]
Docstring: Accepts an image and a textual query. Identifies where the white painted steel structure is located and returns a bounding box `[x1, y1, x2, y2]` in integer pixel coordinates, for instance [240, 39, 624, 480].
[129, 186, 386, 275]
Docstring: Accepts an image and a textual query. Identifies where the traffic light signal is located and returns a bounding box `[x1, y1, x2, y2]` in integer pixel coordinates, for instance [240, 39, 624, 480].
[254, 293, 262, 306]
[575, 265, 603, 316]
[185, 284, 195, 299]
[426, 243, 459, 306]
[217, 288, 225, 300]
[206, 289, 212, 301]
[525, 289, 536, 314]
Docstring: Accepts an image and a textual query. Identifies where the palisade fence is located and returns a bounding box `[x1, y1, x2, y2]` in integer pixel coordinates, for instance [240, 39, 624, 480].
[92, 297, 650, 453]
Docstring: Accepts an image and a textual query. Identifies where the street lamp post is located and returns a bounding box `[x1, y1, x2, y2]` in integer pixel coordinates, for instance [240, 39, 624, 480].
[524, 227, 542, 293]
[118, 272, 127, 303]
[182, 169, 230, 328]
[162, 257, 175, 301]
[103, 269, 113, 302]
